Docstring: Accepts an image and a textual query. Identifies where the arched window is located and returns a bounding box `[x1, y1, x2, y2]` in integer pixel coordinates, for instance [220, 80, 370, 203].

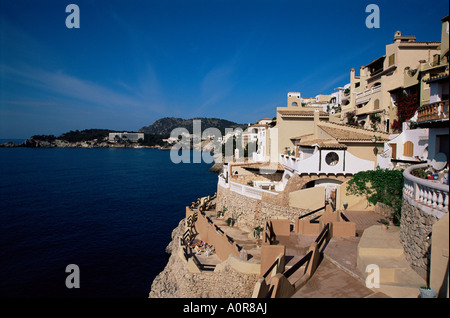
[292, 102, 298, 106]
[374, 99, 380, 110]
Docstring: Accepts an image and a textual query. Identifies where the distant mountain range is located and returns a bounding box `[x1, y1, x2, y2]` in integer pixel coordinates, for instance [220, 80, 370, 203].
[139, 117, 247, 136]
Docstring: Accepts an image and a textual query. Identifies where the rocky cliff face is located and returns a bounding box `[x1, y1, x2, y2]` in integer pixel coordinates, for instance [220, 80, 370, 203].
[148, 219, 259, 298]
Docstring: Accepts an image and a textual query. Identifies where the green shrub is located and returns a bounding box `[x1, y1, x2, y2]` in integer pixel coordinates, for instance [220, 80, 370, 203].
[346, 168, 404, 225]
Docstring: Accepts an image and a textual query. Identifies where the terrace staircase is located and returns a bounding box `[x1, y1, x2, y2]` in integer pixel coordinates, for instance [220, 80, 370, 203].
[356, 225, 426, 298]
[284, 254, 309, 284]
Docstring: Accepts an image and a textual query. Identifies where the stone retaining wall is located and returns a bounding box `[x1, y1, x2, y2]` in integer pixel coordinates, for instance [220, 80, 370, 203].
[374, 202, 394, 218]
[400, 199, 438, 279]
[216, 183, 313, 234]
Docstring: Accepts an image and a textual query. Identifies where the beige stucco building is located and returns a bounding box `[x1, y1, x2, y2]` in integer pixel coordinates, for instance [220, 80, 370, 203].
[274, 92, 329, 161]
[400, 15, 449, 298]
[342, 31, 440, 133]
[108, 131, 144, 142]
[413, 15, 449, 164]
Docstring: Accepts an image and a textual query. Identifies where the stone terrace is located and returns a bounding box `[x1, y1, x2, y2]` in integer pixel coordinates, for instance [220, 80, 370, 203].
[188, 199, 396, 297]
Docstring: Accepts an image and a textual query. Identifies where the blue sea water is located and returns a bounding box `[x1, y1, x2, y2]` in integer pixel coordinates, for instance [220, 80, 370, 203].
[0, 147, 218, 298]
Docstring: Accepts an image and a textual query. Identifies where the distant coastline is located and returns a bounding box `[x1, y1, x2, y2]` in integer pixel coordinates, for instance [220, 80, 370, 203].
[0, 138, 171, 149]
[1, 117, 245, 150]
[0, 139, 26, 145]
[0, 128, 170, 149]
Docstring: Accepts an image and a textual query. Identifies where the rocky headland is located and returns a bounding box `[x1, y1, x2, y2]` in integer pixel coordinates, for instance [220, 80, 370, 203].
[148, 219, 259, 298]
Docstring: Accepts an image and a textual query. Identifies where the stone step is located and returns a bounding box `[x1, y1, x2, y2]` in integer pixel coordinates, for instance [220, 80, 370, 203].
[357, 225, 404, 257]
[284, 255, 308, 284]
[358, 254, 410, 269]
[285, 255, 306, 269]
[356, 224, 426, 298]
[357, 255, 424, 285]
[377, 283, 422, 298]
[358, 246, 404, 257]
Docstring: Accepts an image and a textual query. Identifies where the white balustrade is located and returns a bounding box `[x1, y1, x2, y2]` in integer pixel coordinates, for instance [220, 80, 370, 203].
[219, 175, 279, 200]
[403, 163, 449, 219]
[218, 175, 229, 188]
[355, 84, 382, 100]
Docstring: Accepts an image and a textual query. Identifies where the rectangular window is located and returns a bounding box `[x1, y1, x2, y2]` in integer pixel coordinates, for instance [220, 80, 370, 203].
[388, 54, 395, 66]
[403, 141, 413, 157]
[437, 134, 449, 160]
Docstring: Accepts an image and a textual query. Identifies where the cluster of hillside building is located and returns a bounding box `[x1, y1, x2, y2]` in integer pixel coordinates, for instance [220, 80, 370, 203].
[108, 132, 144, 142]
[152, 16, 448, 299]
[211, 16, 448, 297]
[219, 16, 448, 209]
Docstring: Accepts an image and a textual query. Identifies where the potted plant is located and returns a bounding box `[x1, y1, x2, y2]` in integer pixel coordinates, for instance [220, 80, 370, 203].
[253, 225, 263, 239]
[419, 286, 437, 298]
[343, 201, 348, 210]
[380, 219, 389, 231]
[344, 88, 350, 96]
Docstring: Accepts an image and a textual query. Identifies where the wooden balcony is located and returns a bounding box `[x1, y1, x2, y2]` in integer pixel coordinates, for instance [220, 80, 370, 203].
[417, 100, 449, 124]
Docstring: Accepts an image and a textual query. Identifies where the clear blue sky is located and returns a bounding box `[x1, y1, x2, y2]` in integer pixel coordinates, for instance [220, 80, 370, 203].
[0, 0, 448, 138]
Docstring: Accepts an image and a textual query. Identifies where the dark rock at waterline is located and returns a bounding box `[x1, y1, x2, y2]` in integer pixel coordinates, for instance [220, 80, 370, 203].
[0, 141, 21, 147]
[208, 162, 223, 173]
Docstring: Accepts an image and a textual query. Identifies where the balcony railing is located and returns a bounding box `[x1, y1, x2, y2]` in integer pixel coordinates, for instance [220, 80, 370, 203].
[355, 84, 382, 101]
[417, 100, 449, 123]
[218, 175, 279, 200]
[403, 163, 449, 219]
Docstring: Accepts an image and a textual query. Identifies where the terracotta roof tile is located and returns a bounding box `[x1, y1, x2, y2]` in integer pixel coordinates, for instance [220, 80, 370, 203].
[298, 139, 347, 149]
[318, 123, 389, 142]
